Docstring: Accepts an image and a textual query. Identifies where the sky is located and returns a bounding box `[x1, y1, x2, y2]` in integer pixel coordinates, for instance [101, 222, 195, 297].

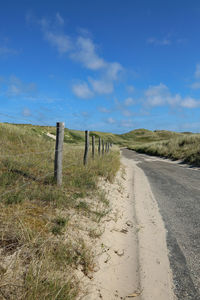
[1, 0, 200, 133]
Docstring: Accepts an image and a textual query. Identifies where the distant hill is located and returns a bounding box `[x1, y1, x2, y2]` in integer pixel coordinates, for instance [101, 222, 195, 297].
[3, 123, 196, 147]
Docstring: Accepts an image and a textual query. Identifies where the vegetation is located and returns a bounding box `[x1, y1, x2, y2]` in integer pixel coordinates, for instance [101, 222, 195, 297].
[0, 122, 120, 299]
[127, 130, 200, 166]
[2, 121, 200, 298]
[6, 123, 200, 165]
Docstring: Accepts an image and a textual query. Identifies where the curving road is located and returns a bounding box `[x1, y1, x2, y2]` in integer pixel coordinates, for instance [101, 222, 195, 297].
[122, 148, 200, 300]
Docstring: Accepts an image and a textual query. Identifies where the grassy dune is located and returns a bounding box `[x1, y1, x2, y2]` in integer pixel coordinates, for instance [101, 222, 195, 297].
[8, 124, 200, 165]
[2, 122, 200, 297]
[127, 130, 200, 166]
[13, 123, 120, 145]
[0, 123, 120, 299]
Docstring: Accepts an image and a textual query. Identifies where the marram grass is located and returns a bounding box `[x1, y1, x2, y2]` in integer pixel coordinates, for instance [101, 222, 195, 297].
[0, 122, 120, 299]
[129, 134, 200, 166]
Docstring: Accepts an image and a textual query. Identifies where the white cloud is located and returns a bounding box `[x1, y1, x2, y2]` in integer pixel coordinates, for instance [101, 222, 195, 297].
[181, 97, 200, 108]
[36, 14, 71, 54]
[44, 32, 71, 54]
[8, 84, 21, 96]
[190, 82, 200, 89]
[86, 61, 122, 95]
[6, 76, 37, 97]
[81, 111, 89, 117]
[190, 64, 200, 89]
[72, 82, 93, 99]
[36, 14, 123, 98]
[177, 38, 187, 44]
[106, 62, 123, 80]
[22, 108, 31, 117]
[124, 97, 134, 106]
[89, 78, 113, 94]
[56, 12, 64, 25]
[122, 110, 132, 117]
[145, 83, 200, 108]
[0, 46, 19, 56]
[147, 37, 171, 46]
[195, 63, 200, 79]
[98, 107, 110, 113]
[107, 117, 115, 124]
[126, 85, 135, 93]
[145, 83, 170, 106]
[71, 36, 106, 70]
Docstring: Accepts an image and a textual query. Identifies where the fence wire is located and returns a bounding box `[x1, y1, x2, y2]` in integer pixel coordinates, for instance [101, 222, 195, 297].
[0, 171, 55, 199]
[0, 160, 80, 200]
[0, 115, 112, 200]
[0, 150, 54, 158]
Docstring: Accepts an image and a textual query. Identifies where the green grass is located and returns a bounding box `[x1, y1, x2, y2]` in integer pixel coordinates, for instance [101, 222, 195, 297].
[128, 131, 200, 166]
[2, 121, 200, 298]
[0, 122, 120, 299]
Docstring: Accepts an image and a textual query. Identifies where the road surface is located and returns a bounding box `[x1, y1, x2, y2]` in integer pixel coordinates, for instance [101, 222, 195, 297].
[122, 148, 200, 300]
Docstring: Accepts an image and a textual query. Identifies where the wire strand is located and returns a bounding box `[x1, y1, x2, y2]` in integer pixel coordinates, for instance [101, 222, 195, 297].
[0, 171, 55, 199]
[0, 150, 55, 158]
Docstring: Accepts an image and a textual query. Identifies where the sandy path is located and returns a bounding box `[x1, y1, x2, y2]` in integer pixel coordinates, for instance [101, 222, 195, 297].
[122, 155, 176, 300]
[83, 157, 141, 300]
[84, 154, 176, 299]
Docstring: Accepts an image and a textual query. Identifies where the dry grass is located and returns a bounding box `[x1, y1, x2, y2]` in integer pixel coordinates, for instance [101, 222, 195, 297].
[0, 122, 120, 299]
[129, 134, 200, 165]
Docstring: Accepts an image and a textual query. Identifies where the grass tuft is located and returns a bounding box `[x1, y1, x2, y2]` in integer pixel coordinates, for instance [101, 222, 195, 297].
[0, 122, 120, 298]
[129, 133, 200, 166]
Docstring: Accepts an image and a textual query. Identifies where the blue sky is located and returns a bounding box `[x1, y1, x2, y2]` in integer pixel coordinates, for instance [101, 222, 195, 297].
[1, 0, 200, 133]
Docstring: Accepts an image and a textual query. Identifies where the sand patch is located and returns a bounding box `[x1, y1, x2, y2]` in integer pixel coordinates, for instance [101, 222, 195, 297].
[79, 153, 176, 300]
[122, 155, 176, 300]
[82, 162, 141, 300]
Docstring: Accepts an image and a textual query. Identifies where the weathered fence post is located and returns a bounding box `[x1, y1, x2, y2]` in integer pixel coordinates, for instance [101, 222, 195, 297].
[98, 137, 101, 156]
[83, 130, 89, 165]
[102, 139, 104, 155]
[54, 122, 65, 185]
[106, 142, 108, 153]
[92, 136, 95, 159]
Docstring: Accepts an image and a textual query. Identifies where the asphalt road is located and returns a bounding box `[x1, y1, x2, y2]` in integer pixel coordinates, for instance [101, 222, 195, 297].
[122, 148, 200, 300]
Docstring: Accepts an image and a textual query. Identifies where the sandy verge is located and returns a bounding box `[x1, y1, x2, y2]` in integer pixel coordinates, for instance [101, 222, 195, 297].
[82, 153, 176, 300]
[81, 160, 141, 300]
[122, 155, 176, 300]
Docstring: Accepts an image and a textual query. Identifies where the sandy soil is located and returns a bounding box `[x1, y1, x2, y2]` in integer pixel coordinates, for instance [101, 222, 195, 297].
[83, 154, 176, 300]
[46, 132, 56, 140]
[82, 160, 141, 300]
[122, 155, 176, 300]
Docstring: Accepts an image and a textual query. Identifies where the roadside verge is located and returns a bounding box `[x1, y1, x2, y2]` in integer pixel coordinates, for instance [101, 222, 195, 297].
[122, 155, 176, 300]
[82, 157, 141, 299]
[80, 152, 176, 299]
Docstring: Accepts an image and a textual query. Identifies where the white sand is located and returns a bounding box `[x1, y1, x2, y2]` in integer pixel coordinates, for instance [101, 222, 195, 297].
[83, 159, 141, 300]
[46, 132, 56, 140]
[83, 153, 176, 300]
[122, 155, 176, 300]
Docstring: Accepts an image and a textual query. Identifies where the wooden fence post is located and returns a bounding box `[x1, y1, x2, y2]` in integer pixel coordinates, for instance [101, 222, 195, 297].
[102, 139, 104, 155]
[83, 130, 89, 165]
[92, 136, 95, 159]
[54, 122, 65, 185]
[98, 137, 101, 156]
